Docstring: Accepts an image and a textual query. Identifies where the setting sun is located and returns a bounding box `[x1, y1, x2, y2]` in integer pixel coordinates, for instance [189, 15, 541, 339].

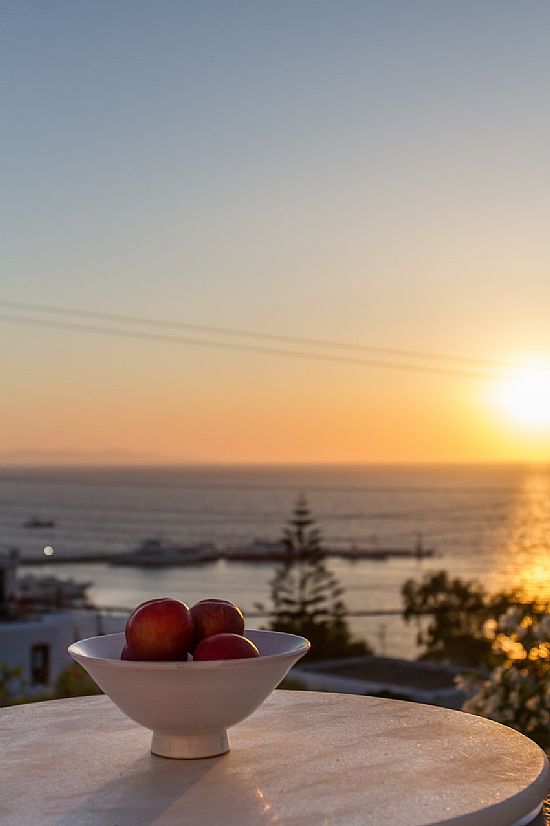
[495, 363, 550, 432]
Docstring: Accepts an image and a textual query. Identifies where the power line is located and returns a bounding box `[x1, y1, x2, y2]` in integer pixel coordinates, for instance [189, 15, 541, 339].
[0, 297, 513, 370]
[0, 312, 502, 379]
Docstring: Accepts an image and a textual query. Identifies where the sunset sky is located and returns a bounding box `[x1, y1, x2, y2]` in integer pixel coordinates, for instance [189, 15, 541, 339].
[2, 2, 550, 463]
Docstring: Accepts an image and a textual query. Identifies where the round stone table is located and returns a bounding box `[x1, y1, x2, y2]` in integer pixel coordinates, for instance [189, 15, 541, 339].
[1, 691, 548, 825]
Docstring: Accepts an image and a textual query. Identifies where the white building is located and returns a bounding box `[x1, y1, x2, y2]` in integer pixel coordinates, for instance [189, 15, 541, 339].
[1, 553, 74, 693]
[0, 554, 127, 697]
[291, 655, 471, 709]
[0, 612, 75, 693]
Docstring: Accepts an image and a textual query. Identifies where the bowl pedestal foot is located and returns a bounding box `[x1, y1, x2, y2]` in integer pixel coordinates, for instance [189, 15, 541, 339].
[151, 729, 229, 759]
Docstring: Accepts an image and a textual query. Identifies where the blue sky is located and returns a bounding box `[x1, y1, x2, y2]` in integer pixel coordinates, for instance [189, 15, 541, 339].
[1, 2, 550, 461]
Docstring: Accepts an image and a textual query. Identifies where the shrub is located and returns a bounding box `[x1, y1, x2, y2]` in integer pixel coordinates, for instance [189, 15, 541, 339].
[55, 663, 103, 698]
[459, 606, 550, 749]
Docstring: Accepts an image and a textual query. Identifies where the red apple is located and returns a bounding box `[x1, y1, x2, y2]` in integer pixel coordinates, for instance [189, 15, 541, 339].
[190, 599, 245, 646]
[193, 633, 260, 661]
[125, 597, 193, 660]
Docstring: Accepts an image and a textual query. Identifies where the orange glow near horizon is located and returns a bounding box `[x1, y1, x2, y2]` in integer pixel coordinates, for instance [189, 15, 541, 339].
[2, 342, 550, 464]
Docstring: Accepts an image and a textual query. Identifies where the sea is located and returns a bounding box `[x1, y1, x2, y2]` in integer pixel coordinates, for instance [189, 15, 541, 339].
[1, 464, 549, 659]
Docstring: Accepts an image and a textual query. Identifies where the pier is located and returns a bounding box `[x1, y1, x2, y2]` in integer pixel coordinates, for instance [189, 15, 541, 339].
[18, 546, 435, 566]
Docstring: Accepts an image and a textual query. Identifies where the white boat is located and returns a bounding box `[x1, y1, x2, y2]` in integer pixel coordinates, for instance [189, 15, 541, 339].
[110, 538, 218, 567]
[23, 517, 55, 529]
[17, 574, 91, 605]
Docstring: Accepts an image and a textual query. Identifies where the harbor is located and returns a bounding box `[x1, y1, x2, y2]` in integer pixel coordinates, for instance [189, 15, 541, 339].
[16, 537, 436, 567]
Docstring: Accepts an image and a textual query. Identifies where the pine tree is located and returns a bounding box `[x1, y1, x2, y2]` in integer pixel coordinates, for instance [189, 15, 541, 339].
[264, 495, 370, 660]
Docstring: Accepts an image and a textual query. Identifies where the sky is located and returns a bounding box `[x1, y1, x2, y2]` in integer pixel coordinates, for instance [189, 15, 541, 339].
[1, 1, 550, 463]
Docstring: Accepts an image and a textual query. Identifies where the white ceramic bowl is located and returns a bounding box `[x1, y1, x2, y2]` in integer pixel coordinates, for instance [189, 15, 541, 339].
[69, 629, 310, 759]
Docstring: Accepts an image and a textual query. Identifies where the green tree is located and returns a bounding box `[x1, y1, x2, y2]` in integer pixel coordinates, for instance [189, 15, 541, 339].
[402, 570, 532, 667]
[261, 495, 371, 660]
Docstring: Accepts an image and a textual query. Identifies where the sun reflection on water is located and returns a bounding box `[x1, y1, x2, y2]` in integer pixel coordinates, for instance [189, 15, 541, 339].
[487, 470, 550, 604]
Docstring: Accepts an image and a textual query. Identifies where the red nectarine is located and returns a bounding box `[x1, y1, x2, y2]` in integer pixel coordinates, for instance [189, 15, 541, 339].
[121, 643, 140, 661]
[125, 597, 193, 660]
[193, 633, 259, 660]
[190, 599, 245, 646]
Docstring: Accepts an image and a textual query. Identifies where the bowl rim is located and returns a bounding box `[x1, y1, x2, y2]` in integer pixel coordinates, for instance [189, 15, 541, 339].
[69, 629, 310, 669]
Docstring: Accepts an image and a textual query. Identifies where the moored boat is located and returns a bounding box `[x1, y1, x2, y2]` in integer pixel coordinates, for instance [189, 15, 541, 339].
[23, 517, 56, 529]
[110, 538, 218, 567]
[17, 573, 91, 605]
